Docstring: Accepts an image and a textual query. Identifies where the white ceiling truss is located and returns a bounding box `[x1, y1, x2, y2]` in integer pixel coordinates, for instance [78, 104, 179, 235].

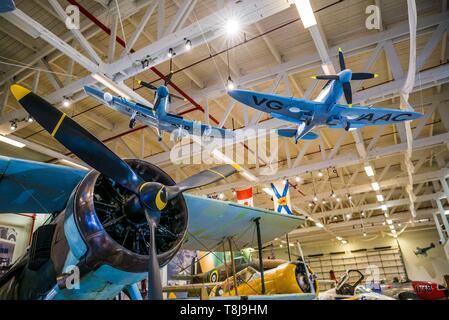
[0, 0, 448, 243]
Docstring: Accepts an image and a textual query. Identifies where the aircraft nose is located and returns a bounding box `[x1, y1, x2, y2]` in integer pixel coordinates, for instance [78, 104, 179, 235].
[340, 70, 352, 82]
[157, 86, 169, 98]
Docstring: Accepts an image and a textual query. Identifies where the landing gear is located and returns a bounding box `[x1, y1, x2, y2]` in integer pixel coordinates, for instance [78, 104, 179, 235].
[344, 122, 351, 131]
[129, 118, 136, 129]
[129, 111, 138, 129]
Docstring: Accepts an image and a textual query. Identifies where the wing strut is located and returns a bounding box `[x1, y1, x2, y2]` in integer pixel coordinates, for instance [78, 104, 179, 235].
[254, 217, 266, 295]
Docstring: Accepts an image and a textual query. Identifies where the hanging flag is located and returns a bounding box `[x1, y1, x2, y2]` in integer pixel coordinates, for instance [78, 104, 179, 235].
[271, 180, 293, 215]
[236, 187, 253, 207]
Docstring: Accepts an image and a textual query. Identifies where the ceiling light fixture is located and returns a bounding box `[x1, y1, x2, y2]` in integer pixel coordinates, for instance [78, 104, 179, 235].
[224, 17, 240, 36]
[364, 165, 375, 177]
[184, 39, 192, 51]
[377, 194, 384, 202]
[92, 73, 132, 100]
[294, 0, 317, 28]
[371, 182, 380, 191]
[10, 121, 18, 131]
[226, 76, 235, 91]
[315, 222, 324, 228]
[62, 97, 71, 108]
[167, 48, 175, 58]
[0, 134, 25, 148]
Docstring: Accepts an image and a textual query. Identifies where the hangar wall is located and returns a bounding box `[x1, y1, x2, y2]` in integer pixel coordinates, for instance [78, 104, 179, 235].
[0, 214, 49, 263]
[276, 228, 449, 284]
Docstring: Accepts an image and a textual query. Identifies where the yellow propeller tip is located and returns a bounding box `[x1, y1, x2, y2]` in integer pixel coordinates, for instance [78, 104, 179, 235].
[338, 48, 343, 52]
[231, 163, 242, 172]
[311, 76, 317, 79]
[137, 80, 142, 84]
[348, 104, 353, 108]
[10, 84, 31, 101]
[374, 74, 379, 78]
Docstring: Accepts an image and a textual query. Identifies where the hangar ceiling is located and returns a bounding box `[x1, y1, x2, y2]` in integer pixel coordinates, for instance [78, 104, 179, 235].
[0, 0, 448, 244]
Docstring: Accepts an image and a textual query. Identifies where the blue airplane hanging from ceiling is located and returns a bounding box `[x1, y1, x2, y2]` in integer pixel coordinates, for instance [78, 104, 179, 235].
[228, 49, 423, 143]
[84, 71, 233, 142]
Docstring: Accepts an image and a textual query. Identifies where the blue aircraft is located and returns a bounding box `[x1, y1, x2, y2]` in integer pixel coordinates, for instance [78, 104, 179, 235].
[84, 75, 232, 142]
[228, 49, 423, 143]
[0, 84, 304, 300]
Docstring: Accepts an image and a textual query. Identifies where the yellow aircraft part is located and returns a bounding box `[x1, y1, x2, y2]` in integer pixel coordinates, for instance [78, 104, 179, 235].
[220, 263, 319, 297]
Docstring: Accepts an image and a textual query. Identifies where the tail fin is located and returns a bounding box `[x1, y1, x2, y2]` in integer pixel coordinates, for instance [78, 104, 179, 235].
[277, 129, 296, 138]
[277, 129, 320, 141]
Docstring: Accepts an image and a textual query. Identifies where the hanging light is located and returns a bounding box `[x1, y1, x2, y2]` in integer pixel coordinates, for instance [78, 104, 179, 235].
[308, 202, 314, 207]
[224, 18, 240, 36]
[295, 176, 301, 183]
[331, 192, 336, 198]
[317, 171, 323, 178]
[184, 39, 192, 51]
[322, 200, 326, 205]
[313, 195, 318, 202]
[10, 121, 17, 131]
[27, 116, 34, 123]
[336, 197, 341, 202]
[167, 48, 175, 58]
[226, 76, 235, 91]
[363, 232, 367, 237]
[62, 97, 71, 108]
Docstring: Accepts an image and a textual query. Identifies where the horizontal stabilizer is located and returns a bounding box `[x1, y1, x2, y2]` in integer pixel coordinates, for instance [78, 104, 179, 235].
[277, 129, 296, 138]
[302, 132, 319, 140]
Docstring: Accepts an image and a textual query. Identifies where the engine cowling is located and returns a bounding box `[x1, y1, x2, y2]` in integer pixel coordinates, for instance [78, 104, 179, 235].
[66, 158, 188, 275]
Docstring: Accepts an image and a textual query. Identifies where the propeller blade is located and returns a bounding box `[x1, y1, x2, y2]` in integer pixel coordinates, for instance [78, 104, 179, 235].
[312, 75, 340, 81]
[338, 48, 346, 71]
[166, 164, 240, 199]
[138, 80, 158, 91]
[352, 73, 378, 80]
[10, 84, 145, 194]
[342, 82, 353, 107]
[145, 214, 163, 300]
[169, 93, 187, 102]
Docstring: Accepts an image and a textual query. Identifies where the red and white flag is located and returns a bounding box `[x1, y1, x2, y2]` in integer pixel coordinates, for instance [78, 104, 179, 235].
[236, 187, 253, 207]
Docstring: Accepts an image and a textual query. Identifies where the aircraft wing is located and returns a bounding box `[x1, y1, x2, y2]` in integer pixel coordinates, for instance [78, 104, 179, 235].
[182, 194, 305, 251]
[228, 89, 325, 122]
[0, 156, 86, 214]
[163, 282, 220, 293]
[335, 104, 423, 126]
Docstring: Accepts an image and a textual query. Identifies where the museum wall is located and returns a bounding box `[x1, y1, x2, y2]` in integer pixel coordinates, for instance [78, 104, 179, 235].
[0, 214, 49, 263]
[271, 228, 449, 284]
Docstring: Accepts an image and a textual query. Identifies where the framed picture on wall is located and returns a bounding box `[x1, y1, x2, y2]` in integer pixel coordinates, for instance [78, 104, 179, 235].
[0, 226, 17, 275]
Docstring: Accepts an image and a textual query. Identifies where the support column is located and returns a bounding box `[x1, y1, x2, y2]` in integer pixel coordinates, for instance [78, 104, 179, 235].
[436, 199, 449, 241]
[440, 177, 449, 199]
[227, 238, 238, 296]
[286, 233, 292, 261]
[433, 213, 445, 244]
[254, 218, 266, 295]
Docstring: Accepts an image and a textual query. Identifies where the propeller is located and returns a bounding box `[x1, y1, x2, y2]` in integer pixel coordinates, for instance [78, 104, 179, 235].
[10, 84, 239, 300]
[137, 79, 186, 102]
[137, 58, 187, 103]
[311, 48, 379, 107]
